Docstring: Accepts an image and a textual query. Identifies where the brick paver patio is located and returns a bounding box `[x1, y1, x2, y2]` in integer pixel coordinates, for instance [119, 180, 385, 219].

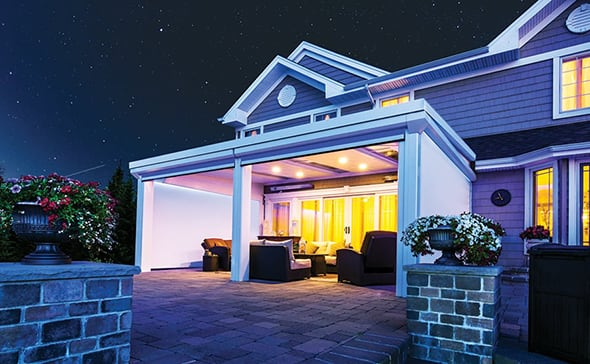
[131, 269, 407, 363]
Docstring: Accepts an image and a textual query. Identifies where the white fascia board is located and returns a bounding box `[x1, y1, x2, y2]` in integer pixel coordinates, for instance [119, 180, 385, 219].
[288, 41, 389, 77]
[220, 56, 344, 125]
[488, 0, 575, 53]
[476, 141, 590, 172]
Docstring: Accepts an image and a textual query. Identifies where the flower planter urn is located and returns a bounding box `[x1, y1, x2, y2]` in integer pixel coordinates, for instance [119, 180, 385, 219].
[427, 226, 463, 266]
[12, 202, 72, 265]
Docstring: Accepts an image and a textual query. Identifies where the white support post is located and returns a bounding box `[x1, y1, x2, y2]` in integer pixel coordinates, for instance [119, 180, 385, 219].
[231, 160, 252, 281]
[135, 180, 154, 272]
[396, 132, 421, 296]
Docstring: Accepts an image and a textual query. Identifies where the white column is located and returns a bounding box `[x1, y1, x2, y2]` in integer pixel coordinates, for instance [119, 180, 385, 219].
[396, 132, 421, 296]
[231, 160, 252, 281]
[135, 180, 154, 272]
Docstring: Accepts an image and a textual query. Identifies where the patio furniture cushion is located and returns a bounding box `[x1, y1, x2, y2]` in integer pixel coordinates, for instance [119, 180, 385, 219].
[264, 239, 294, 261]
[291, 258, 312, 270]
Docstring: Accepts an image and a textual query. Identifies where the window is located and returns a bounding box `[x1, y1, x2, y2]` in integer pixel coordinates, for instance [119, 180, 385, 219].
[244, 128, 260, 137]
[533, 167, 553, 236]
[581, 164, 590, 246]
[561, 54, 590, 112]
[314, 110, 337, 122]
[381, 94, 410, 108]
[272, 202, 290, 236]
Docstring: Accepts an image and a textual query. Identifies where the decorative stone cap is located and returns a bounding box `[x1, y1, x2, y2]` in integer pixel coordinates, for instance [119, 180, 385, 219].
[403, 263, 503, 277]
[0, 261, 141, 282]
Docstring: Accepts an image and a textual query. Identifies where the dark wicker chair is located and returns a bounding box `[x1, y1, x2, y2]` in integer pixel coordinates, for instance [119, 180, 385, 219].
[249, 244, 311, 282]
[202, 238, 232, 271]
[337, 231, 397, 286]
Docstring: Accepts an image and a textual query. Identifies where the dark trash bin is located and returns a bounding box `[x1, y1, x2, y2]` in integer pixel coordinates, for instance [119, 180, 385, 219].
[528, 244, 590, 363]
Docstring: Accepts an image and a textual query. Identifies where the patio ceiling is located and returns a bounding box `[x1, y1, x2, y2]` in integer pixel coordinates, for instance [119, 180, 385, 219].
[192, 142, 399, 185]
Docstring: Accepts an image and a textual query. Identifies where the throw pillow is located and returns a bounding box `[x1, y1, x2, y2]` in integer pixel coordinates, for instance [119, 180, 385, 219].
[326, 241, 344, 256]
[312, 241, 329, 255]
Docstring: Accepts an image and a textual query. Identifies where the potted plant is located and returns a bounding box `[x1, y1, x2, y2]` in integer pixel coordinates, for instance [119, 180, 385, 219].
[401, 212, 504, 266]
[0, 173, 117, 264]
[519, 225, 551, 254]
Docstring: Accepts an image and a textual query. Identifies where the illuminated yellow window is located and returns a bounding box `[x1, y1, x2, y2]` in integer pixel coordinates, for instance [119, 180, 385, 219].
[300, 200, 320, 243]
[561, 55, 590, 112]
[582, 164, 590, 246]
[272, 202, 290, 236]
[379, 194, 398, 232]
[533, 168, 553, 236]
[381, 94, 410, 108]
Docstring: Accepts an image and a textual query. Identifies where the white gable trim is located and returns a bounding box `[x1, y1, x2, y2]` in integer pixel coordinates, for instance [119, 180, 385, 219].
[219, 56, 344, 127]
[288, 41, 389, 78]
[488, 0, 575, 53]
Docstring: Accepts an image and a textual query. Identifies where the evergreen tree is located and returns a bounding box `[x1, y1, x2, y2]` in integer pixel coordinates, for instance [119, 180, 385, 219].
[107, 164, 136, 264]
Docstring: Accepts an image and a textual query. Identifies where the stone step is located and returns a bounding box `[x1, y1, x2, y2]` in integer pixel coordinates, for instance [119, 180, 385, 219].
[313, 328, 413, 363]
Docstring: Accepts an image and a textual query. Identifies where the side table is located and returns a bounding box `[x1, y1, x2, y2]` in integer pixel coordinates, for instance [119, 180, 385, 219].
[294, 254, 327, 276]
[203, 254, 219, 271]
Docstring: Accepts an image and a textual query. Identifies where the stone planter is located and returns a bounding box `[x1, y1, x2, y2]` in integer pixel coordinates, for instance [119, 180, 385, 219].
[404, 264, 503, 363]
[12, 202, 72, 265]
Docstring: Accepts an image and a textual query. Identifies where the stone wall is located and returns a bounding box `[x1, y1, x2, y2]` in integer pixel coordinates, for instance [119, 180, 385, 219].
[404, 264, 502, 363]
[0, 262, 140, 364]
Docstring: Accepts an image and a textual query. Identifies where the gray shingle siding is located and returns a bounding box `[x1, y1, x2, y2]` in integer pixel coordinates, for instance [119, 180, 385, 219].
[521, 0, 590, 58]
[248, 76, 331, 124]
[416, 61, 554, 138]
[472, 170, 525, 268]
[298, 55, 366, 85]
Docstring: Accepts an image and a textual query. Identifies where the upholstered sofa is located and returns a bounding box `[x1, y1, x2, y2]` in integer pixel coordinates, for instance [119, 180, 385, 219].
[201, 238, 232, 271]
[249, 240, 311, 282]
[337, 230, 397, 286]
[300, 240, 345, 273]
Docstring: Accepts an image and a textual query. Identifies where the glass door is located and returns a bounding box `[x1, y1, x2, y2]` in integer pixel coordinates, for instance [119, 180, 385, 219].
[300, 199, 320, 243]
[349, 196, 375, 250]
[323, 198, 346, 245]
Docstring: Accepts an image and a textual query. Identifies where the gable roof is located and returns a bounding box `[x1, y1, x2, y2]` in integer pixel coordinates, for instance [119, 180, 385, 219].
[219, 42, 388, 127]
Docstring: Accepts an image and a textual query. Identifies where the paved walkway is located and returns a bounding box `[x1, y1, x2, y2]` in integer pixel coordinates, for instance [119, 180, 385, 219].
[131, 270, 408, 363]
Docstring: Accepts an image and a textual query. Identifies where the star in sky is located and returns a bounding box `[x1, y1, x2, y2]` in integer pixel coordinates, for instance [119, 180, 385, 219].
[0, 0, 536, 185]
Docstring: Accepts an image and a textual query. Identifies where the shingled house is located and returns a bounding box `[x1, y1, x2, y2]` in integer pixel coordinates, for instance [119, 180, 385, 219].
[130, 0, 590, 295]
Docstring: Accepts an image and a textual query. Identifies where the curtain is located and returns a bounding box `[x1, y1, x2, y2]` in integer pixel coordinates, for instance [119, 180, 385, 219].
[323, 198, 345, 244]
[272, 202, 290, 236]
[379, 194, 398, 232]
[301, 200, 320, 242]
[351, 196, 374, 250]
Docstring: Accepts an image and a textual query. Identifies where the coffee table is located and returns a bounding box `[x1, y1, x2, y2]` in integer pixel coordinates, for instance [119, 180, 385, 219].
[294, 253, 327, 276]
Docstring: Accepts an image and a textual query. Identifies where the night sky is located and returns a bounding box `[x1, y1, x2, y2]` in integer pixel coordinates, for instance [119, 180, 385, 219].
[1, 1, 536, 186]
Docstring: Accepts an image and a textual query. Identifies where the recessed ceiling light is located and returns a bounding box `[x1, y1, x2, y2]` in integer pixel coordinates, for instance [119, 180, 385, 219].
[338, 157, 348, 164]
[359, 163, 368, 170]
[271, 166, 281, 173]
[295, 171, 304, 178]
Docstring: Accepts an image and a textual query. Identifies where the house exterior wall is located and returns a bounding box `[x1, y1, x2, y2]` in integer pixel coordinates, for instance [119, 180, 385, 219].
[472, 169, 526, 267]
[248, 75, 331, 124]
[418, 134, 471, 264]
[521, 0, 590, 58]
[415, 61, 553, 138]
